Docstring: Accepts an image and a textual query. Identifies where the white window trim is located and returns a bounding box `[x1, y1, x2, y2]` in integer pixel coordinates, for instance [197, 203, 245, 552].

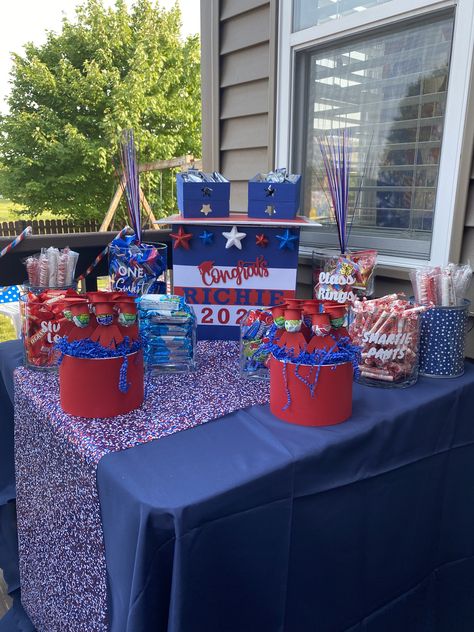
[276, 0, 474, 269]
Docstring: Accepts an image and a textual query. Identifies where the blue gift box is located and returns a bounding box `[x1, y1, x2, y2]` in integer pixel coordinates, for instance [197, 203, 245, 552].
[248, 174, 301, 219]
[176, 172, 230, 218]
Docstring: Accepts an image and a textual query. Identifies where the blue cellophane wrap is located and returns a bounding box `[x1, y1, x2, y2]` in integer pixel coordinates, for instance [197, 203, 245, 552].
[109, 235, 167, 295]
[240, 309, 275, 379]
[137, 295, 196, 372]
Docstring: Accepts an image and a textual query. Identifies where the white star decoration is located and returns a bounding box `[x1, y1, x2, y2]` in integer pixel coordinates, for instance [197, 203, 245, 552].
[200, 204, 212, 216]
[222, 225, 246, 250]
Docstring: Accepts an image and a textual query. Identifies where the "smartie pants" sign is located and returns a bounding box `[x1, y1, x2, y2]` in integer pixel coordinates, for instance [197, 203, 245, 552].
[172, 224, 300, 339]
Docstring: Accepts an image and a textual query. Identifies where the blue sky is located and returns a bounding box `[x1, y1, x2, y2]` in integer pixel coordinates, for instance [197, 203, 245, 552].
[0, 0, 201, 113]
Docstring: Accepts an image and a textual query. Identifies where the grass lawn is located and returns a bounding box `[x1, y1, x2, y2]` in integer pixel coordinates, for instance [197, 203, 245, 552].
[0, 198, 22, 222]
[0, 315, 16, 342]
[0, 199, 22, 341]
[0, 198, 55, 222]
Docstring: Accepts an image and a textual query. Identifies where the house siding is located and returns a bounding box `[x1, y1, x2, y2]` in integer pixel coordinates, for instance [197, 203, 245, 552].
[201, 0, 277, 211]
[200, 0, 474, 357]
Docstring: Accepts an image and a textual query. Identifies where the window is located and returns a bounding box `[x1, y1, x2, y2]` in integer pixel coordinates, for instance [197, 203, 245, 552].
[277, 0, 474, 267]
[293, 0, 393, 31]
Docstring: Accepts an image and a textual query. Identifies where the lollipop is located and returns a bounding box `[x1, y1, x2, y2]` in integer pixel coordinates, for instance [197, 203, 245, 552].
[117, 302, 138, 327]
[269, 305, 286, 329]
[284, 308, 302, 333]
[311, 312, 331, 336]
[94, 302, 114, 326]
[70, 302, 90, 328]
[306, 312, 333, 353]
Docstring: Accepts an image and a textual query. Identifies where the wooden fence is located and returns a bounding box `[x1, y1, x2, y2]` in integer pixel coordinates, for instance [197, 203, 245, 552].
[0, 219, 100, 237]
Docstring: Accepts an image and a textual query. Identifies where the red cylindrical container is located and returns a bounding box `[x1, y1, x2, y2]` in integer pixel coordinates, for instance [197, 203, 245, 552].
[59, 351, 144, 418]
[269, 357, 353, 426]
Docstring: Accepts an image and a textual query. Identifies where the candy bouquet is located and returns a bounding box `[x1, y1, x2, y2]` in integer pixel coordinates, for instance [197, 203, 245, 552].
[349, 294, 427, 387]
[109, 235, 167, 294]
[109, 129, 167, 295]
[243, 299, 360, 426]
[55, 291, 144, 417]
[313, 130, 376, 304]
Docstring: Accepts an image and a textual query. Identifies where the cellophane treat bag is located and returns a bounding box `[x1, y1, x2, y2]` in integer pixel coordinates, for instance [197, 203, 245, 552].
[109, 234, 167, 295]
[313, 250, 377, 304]
[22, 288, 80, 370]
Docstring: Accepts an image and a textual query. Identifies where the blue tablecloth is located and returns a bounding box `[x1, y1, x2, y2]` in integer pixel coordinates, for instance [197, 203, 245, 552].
[2, 338, 474, 631]
[0, 341, 32, 631]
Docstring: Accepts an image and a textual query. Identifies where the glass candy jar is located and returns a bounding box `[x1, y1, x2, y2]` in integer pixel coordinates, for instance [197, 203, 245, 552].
[349, 303, 422, 388]
[240, 309, 275, 379]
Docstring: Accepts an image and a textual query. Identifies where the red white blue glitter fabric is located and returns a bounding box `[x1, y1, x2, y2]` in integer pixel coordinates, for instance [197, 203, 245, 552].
[14, 341, 269, 632]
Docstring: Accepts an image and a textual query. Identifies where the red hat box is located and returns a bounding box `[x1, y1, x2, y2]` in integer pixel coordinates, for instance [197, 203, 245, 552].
[269, 357, 353, 426]
[59, 350, 144, 418]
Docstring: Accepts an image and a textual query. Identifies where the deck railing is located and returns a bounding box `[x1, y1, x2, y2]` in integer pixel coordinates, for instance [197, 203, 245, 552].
[0, 230, 172, 290]
[0, 219, 101, 237]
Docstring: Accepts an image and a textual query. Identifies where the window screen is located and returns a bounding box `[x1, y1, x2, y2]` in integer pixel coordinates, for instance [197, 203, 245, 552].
[293, 12, 455, 258]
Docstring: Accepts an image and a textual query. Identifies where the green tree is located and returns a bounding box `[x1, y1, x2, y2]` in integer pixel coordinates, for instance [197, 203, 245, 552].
[0, 0, 201, 221]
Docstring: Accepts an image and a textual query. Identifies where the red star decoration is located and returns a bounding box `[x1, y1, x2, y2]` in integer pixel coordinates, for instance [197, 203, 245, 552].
[256, 233, 268, 247]
[171, 226, 193, 250]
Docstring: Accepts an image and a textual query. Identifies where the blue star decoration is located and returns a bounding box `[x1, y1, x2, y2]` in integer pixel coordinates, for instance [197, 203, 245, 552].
[199, 230, 214, 245]
[276, 229, 298, 250]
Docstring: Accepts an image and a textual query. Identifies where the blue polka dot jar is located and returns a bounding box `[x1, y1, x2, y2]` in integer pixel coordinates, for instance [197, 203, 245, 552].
[419, 300, 470, 378]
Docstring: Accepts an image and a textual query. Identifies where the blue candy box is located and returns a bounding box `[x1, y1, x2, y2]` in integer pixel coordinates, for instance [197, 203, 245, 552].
[176, 170, 230, 218]
[248, 171, 301, 219]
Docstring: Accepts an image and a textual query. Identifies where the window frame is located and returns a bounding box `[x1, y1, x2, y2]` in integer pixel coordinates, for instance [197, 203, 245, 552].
[276, 0, 474, 269]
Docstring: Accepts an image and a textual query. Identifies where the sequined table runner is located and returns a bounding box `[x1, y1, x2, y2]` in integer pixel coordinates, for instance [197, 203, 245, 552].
[14, 341, 269, 632]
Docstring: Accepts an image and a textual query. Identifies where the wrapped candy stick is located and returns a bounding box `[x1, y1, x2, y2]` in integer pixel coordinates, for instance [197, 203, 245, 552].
[76, 226, 133, 282]
[0, 225, 32, 259]
[349, 295, 426, 386]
